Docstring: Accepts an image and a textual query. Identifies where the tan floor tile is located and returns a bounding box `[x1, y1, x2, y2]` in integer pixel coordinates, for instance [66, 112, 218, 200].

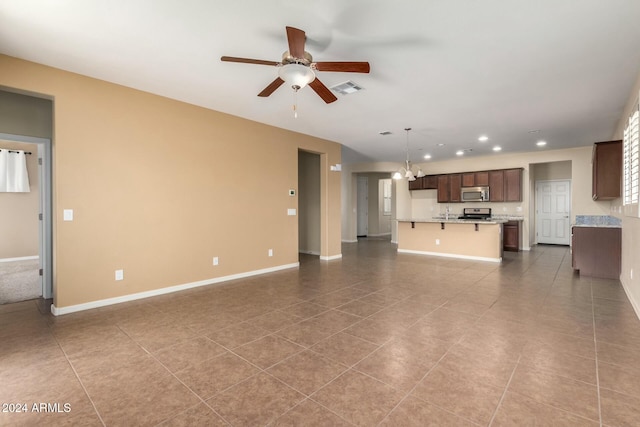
[121, 320, 200, 353]
[343, 318, 406, 345]
[154, 336, 227, 373]
[380, 395, 476, 427]
[84, 356, 200, 426]
[335, 299, 384, 317]
[245, 310, 302, 332]
[267, 350, 348, 395]
[275, 319, 337, 348]
[599, 361, 640, 398]
[311, 370, 405, 426]
[310, 331, 379, 366]
[279, 301, 329, 319]
[507, 363, 599, 422]
[174, 352, 260, 399]
[367, 307, 426, 329]
[207, 372, 304, 426]
[597, 340, 639, 369]
[492, 391, 599, 426]
[234, 335, 304, 369]
[437, 346, 518, 389]
[206, 321, 270, 349]
[158, 403, 228, 426]
[271, 399, 351, 426]
[411, 362, 504, 425]
[519, 342, 597, 384]
[600, 388, 640, 427]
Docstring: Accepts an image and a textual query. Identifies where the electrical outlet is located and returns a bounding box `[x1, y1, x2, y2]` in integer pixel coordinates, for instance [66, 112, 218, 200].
[213, 257, 219, 266]
[268, 249, 273, 257]
[435, 239, 440, 245]
[115, 269, 124, 281]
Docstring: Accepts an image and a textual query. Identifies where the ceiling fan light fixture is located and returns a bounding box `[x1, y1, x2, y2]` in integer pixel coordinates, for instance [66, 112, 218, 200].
[392, 171, 403, 180]
[278, 63, 315, 89]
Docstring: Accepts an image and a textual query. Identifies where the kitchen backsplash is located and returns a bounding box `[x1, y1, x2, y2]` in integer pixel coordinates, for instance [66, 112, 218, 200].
[575, 215, 622, 226]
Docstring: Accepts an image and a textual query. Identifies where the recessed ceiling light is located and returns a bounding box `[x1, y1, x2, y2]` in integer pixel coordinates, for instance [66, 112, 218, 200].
[437, 143, 446, 147]
[456, 150, 464, 156]
[478, 135, 489, 142]
[423, 154, 432, 159]
[536, 140, 547, 146]
[493, 146, 502, 152]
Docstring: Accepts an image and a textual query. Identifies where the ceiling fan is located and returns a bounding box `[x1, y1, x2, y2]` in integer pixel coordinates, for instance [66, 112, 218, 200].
[221, 26, 370, 104]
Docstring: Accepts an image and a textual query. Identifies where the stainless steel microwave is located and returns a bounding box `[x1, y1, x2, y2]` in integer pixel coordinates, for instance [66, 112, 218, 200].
[461, 186, 490, 202]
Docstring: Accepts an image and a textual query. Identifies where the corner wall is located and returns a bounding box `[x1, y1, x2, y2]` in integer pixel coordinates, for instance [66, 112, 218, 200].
[0, 54, 342, 310]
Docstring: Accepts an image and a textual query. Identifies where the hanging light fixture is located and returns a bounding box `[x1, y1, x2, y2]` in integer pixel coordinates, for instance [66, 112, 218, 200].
[278, 63, 316, 118]
[393, 128, 425, 181]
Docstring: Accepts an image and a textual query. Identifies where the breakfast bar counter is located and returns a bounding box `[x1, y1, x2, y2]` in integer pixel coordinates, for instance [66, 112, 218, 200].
[396, 218, 505, 262]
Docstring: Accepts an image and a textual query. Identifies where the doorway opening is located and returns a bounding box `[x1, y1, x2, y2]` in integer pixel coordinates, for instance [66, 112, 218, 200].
[298, 150, 321, 257]
[0, 133, 52, 305]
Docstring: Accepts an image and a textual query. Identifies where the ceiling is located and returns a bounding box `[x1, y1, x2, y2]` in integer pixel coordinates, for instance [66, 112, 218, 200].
[2, 0, 640, 165]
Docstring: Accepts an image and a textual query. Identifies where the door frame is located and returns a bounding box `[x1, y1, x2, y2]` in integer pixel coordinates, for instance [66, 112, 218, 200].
[535, 179, 571, 245]
[0, 132, 52, 299]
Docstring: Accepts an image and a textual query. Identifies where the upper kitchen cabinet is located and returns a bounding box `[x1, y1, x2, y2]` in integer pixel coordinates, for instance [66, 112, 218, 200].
[489, 170, 504, 202]
[592, 140, 622, 200]
[462, 171, 489, 187]
[408, 176, 423, 191]
[423, 175, 438, 189]
[504, 168, 523, 202]
[437, 174, 462, 203]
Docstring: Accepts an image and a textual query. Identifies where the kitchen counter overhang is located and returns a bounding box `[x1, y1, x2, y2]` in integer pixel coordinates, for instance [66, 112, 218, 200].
[396, 219, 504, 262]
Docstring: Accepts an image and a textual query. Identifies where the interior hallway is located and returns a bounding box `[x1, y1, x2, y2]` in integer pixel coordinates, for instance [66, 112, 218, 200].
[1, 240, 639, 426]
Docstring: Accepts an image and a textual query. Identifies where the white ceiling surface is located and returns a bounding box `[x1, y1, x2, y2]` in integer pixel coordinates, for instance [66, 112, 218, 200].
[2, 0, 640, 164]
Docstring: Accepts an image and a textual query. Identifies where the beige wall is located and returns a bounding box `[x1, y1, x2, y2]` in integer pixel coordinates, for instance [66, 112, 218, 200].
[0, 54, 342, 310]
[0, 141, 39, 258]
[298, 150, 321, 255]
[611, 68, 640, 316]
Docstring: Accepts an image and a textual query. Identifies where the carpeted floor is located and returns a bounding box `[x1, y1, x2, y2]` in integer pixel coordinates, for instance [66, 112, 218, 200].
[0, 259, 41, 304]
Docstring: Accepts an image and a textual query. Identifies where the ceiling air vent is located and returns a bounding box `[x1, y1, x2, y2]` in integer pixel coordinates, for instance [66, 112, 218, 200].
[330, 81, 364, 95]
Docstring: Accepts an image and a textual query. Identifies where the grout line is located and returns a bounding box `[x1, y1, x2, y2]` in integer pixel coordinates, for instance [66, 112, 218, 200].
[487, 354, 521, 426]
[591, 278, 604, 427]
[47, 331, 107, 427]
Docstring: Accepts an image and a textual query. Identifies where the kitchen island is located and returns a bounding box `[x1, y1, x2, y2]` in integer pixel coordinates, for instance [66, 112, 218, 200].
[397, 218, 507, 262]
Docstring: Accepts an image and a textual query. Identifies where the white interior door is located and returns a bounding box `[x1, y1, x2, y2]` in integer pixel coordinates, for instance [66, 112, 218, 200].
[536, 180, 571, 245]
[357, 176, 368, 237]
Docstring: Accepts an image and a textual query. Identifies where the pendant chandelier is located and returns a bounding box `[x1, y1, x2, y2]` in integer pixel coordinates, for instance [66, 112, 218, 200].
[392, 127, 425, 181]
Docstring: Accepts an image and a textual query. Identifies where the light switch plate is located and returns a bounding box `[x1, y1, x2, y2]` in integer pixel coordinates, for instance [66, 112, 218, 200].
[115, 269, 124, 281]
[63, 209, 73, 221]
[287, 208, 296, 216]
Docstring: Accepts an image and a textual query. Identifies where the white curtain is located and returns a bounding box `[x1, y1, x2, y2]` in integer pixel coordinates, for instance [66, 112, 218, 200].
[0, 149, 31, 192]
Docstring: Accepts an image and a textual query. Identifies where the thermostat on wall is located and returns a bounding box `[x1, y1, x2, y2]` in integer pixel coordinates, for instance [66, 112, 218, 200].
[289, 189, 296, 196]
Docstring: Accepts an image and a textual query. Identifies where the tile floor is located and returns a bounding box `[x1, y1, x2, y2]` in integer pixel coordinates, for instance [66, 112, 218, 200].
[1, 239, 640, 426]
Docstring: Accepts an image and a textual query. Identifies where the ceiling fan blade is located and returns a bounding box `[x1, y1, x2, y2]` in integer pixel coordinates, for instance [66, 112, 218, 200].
[314, 61, 370, 73]
[258, 78, 285, 97]
[309, 78, 338, 104]
[221, 56, 280, 67]
[286, 26, 306, 58]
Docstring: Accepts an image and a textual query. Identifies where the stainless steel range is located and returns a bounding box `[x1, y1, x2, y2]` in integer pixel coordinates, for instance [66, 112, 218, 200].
[461, 207, 492, 221]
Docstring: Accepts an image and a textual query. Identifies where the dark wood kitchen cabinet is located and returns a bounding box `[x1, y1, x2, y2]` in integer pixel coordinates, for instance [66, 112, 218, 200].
[475, 171, 489, 186]
[423, 175, 438, 189]
[592, 140, 622, 200]
[462, 173, 476, 187]
[437, 175, 450, 202]
[503, 221, 520, 252]
[504, 168, 523, 202]
[489, 170, 504, 202]
[572, 226, 621, 279]
[408, 177, 423, 190]
[449, 174, 462, 202]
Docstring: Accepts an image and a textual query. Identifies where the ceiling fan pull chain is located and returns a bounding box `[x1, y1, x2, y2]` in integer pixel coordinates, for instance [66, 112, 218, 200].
[293, 87, 298, 118]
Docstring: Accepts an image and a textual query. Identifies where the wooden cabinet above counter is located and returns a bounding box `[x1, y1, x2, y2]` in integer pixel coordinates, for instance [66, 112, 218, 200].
[410, 168, 523, 203]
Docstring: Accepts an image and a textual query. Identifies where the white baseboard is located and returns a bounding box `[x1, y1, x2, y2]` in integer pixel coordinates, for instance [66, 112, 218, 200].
[397, 248, 501, 263]
[0, 255, 38, 263]
[367, 233, 391, 237]
[391, 240, 398, 244]
[51, 262, 299, 316]
[620, 275, 640, 321]
[320, 254, 342, 261]
[342, 239, 358, 243]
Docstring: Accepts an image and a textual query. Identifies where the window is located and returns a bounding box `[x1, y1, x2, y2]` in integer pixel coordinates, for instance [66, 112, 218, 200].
[623, 96, 639, 211]
[382, 179, 392, 216]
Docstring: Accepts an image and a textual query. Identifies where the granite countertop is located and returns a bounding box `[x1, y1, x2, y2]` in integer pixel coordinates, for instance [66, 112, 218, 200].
[573, 215, 622, 228]
[397, 218, 508, 225]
